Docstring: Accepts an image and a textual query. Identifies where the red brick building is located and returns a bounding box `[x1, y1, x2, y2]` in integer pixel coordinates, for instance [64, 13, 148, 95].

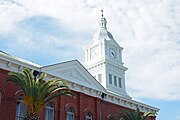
[0, 11, 159, 120]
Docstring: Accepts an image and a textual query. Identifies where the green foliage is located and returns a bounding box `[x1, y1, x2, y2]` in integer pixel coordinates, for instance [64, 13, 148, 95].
[109, 108, 155, 120]
[6, 68, 73, 115]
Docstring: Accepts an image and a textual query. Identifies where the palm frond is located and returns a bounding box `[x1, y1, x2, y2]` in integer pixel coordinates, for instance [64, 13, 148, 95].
[6, 68, 73, 115]
[134, 108, 141, 120]
[122, 109, 134, 120]
[44, 90, 73, 103]
[22, 69, 34, 97]
[142, 112, 155, 120]
[7, 72, 28, 94]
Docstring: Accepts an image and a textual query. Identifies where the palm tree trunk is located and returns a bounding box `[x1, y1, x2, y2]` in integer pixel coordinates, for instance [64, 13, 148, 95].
[25, 113, 40, 120]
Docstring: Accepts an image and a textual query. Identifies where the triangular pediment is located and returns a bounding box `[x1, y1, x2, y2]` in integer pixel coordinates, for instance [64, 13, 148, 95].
[41, 60, 106, 92]
[59, 68, 88, 83]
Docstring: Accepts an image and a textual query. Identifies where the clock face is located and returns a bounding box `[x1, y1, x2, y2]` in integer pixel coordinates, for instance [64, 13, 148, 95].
[109, 48, 117, 59]
[91, 46, 99, 59]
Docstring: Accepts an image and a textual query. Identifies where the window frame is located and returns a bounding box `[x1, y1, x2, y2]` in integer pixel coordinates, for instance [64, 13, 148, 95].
[45, 103, 54, 120]
[66, 107, 74, 120]
[114, 76, 117, 86]
[98, 74, 102, 83]
[118, 77, 122, 88]
[109, 74, 112, 85]
[15, 95, 26, 120]
[85, 112, 92, 120]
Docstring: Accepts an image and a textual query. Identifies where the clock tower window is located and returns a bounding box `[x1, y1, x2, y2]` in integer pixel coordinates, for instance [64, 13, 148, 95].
[114, 76, 117, 86]
[118, 78, 122, 88]
[109, 74, 112, 84]
[98, 74, 102, 83]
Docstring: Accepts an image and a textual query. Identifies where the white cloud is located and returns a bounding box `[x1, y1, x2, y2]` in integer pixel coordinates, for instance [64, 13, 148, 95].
[1, 21, 87, 64]
[0, 0, 31, 33]
[0, 0, 180, 100]
[119, 0, 180, 100]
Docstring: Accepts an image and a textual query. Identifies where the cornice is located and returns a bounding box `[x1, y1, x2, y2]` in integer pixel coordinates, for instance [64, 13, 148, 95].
[85, 59, 127, 73]
[0, 55, 159, 113]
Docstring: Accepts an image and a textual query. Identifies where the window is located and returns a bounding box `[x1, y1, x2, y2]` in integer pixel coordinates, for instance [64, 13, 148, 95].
[109, 74, 112, 84]
[118, 78, 122, 88]
[67, 107, 74, 120]
[45, 103, 54, 120]
[98, 74, 102, 83]
[114, 76, 117, 86]
[16, 96, 26, 120]
[85, 112, 92, 120]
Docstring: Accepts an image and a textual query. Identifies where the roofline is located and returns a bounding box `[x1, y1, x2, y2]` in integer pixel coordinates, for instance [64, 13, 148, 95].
[0, 50, 41, 68]
[41, 59, 78, 68]
[0, 51, 159, 113]
[41, 59, 106, 91]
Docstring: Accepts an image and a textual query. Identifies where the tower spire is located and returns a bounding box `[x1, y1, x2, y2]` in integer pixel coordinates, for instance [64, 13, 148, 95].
[99, 9, 107, 29]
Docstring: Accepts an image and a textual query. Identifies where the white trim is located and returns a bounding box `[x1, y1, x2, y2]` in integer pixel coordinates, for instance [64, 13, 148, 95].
[41, 60, 106, 92]
[0, 54, 159, 113]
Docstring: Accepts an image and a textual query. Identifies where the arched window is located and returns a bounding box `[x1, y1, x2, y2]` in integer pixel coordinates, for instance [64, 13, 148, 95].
[85, 112, 92, 120]
[45, 103, 54, 120]
[16, 96, 26, 120]
[66, 107, 74, 120]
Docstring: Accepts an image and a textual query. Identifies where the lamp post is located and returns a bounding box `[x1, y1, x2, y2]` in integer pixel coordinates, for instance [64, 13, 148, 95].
[33, 70, 40, 80]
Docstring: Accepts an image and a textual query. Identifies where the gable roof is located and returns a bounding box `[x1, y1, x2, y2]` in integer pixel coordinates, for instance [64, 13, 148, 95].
[41, 60, 106, 92]
[0, 50, 41, 71]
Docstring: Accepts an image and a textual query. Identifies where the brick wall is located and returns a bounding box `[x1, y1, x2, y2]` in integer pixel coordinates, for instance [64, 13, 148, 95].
[0, 68, 156, 120]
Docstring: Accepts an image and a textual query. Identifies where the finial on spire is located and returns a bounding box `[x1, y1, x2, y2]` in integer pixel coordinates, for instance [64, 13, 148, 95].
[101, 9, 103, 18]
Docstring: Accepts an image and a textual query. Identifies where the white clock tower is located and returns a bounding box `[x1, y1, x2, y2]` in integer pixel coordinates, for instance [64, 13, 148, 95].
[84, 10, 129, 98]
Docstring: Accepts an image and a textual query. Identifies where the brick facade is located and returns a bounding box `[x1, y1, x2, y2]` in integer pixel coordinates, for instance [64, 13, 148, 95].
[0, 68, 156, 120]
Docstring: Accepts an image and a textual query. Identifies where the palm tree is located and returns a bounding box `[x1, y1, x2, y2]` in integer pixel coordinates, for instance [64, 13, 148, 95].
[6, 68, 73, 120]
[109, 108, 155, 120]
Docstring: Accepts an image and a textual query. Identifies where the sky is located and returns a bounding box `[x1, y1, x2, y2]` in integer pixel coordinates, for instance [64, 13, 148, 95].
[0, 0, 180, 119]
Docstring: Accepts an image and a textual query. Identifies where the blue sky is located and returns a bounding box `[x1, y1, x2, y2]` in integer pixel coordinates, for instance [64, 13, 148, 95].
[0, 0, 180, 120]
